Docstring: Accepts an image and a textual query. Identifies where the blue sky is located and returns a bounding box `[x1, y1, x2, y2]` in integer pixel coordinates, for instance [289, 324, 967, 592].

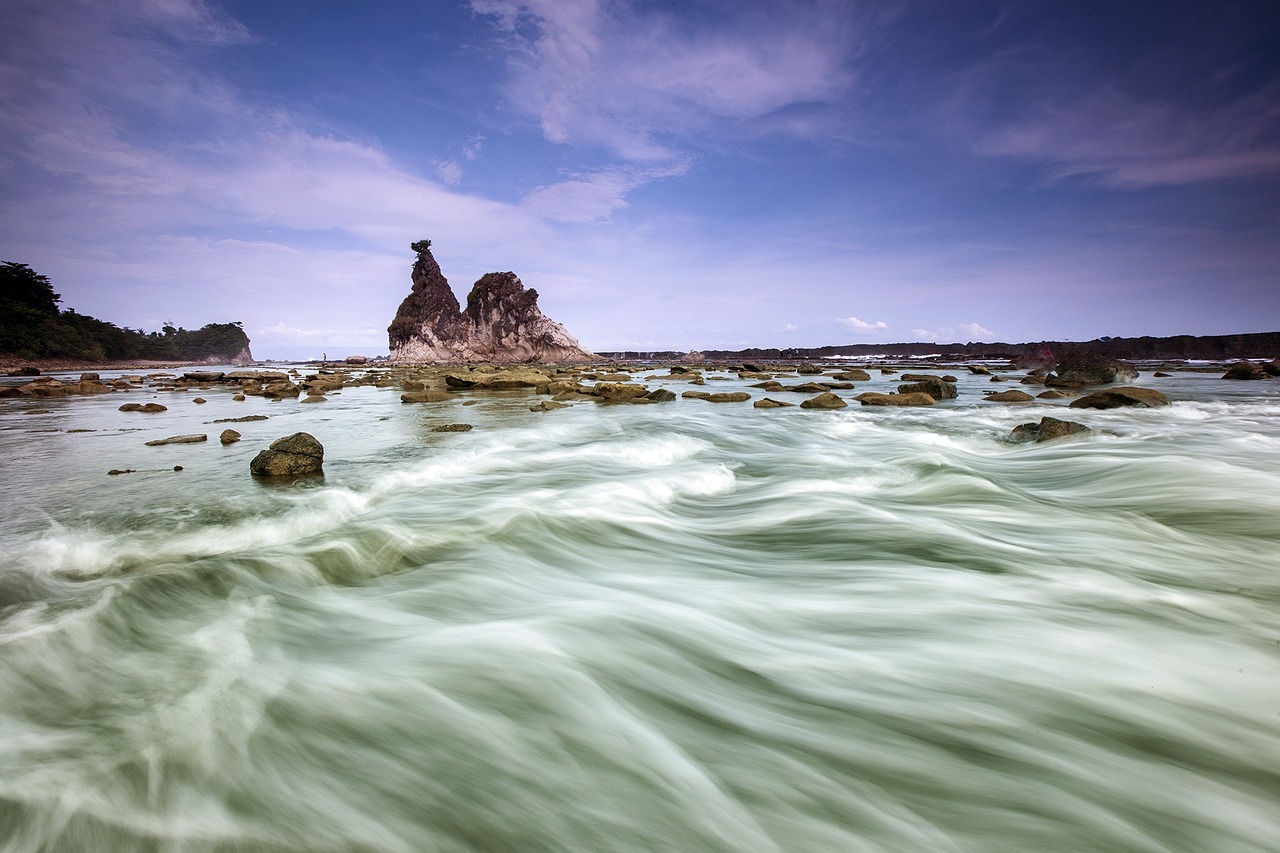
[2, 0, 1278, 359]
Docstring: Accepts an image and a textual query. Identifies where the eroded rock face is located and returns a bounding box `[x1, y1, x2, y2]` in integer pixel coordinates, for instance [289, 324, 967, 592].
[388, 243, 597, 364]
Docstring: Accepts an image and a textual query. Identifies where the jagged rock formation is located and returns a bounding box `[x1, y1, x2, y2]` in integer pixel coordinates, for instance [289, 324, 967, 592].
[387, 242, 597, 363]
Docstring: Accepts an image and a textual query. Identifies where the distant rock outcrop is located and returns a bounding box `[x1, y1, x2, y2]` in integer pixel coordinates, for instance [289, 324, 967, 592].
[387, 241, 597, 364]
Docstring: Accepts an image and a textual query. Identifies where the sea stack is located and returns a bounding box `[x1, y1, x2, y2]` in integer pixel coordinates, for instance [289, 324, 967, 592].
[387, 240, 597, 363]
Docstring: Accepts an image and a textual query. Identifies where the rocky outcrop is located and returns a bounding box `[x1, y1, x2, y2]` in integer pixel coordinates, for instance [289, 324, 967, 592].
[388, 241, 597, 364]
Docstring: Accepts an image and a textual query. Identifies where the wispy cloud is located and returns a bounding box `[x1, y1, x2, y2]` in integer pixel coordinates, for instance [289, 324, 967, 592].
[838, 315, 888, 332]
[470, 0, 860, 159]
[521, 161, 689, 223]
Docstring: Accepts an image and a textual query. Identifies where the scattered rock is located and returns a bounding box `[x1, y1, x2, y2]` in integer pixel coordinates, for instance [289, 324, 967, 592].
[1010, 416, 1093, 443]
[249, 432, 324, 476]
[706, 392, 752, 403]
[119, 402, 168, 412]
[832, 369, 871, 382]
[183, 371, 226, 383]
[431, 423, 473, 432]
[145, 434, 208, 446]
[644, 388, 677, 402]
[1069, 386, 1171, 409]
[799, 392, 847, 409]
[1036, 390, 1075, 400]
[857, 392, 937, 407]
[192, 397, 207, 404]
[107, 468, 136, 475]
[1221, 360, 1280, 380]
[682, 390, 711, 399]
[967, 365, 992, 375]
[983, 390, 1035, 403]
[8, 367, 40, 376]
[530, 400, 571, 411]
[753, 397, 795, 408]
[1047, 356, 1138, 388]
[220, 429, 241, 444]
[897, 377, 957, 400]
[593, 382, 650, 401]
[401, 390, 454, 403]
[213, 415, 269, 423]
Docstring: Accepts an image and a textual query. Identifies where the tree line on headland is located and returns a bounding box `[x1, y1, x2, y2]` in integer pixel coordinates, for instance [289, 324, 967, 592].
[1, 262, 251, 363]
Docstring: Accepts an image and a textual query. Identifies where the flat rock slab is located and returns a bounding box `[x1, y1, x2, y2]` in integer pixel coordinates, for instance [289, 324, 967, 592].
[1069, 387, 1170, 409]
[144, 434, 208, 446]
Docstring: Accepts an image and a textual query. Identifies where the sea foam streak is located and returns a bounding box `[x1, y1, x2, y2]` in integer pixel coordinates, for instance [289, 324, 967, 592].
[1, 368, 1278, 852]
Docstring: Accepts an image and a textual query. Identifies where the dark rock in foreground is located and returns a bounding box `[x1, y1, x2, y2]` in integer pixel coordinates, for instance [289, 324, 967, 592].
[1011, 416, 1093, 443]
[250, 432, 324, 476]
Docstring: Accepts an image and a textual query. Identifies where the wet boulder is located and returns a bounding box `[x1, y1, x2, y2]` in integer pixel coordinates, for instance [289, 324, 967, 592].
[1069, 386, 1170, 409]
[983, 390, 1035, 403]
[799, 392, 847, 409]
[706, 391, 752, 403]
[1047, 356, 1138, 388]
[857, 392, 937, 407]
[754, 397, 795, 408]
[897, 377, 957, 400]
[220, 429, 241, 444]
[1221, 360, 1279, 380]
[401, 390, 454, 403]
[249, 432, 324, 476]
[644, 388, 677, 402]
[1011, 416, 1093, 443]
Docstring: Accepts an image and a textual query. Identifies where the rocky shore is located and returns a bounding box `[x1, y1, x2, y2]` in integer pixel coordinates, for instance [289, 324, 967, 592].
[6, 356, 1276, 468]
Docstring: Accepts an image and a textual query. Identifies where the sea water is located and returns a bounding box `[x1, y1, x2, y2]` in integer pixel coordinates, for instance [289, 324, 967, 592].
[1, 367, 1278, 852]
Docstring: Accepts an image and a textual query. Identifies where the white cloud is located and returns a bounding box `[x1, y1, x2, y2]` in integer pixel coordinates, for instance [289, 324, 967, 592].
[957, 322, 996, 340]
[463, 134, 485, 161]
[434, 160, 463, 185]
[838, 315, 888, 332]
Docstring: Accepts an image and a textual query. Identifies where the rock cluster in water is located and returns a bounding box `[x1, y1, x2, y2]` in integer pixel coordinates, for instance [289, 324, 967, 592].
[387, 241, 597, 364]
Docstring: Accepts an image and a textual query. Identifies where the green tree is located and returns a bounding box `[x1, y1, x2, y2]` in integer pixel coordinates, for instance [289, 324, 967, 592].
[410, 239, 432, 254]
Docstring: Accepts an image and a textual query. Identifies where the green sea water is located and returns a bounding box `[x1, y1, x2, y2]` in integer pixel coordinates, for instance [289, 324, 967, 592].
[1, 366, 1278, 852]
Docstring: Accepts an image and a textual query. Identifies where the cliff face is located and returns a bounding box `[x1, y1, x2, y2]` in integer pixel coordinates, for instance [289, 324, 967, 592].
[387, 244, 597, 363]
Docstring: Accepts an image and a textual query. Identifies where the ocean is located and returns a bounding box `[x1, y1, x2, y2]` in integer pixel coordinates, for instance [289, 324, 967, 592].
[1, 365, 1278, 852]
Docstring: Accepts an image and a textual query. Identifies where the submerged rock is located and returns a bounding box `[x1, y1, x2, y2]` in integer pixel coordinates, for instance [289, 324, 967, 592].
[1069, 386, 1170, 409]
[754, 397, 795, 408]
[220, 429, 241, 444]
[145, 434, 208, 446]
[250, 432, 324, 476]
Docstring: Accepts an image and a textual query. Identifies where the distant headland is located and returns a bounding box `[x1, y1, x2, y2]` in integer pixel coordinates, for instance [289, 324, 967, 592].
[599, 333, 1280, 364]
[0, 261, 252, 365]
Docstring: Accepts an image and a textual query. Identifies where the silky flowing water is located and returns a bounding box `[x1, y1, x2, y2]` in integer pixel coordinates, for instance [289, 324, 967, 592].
[1, 366, 1278, 852]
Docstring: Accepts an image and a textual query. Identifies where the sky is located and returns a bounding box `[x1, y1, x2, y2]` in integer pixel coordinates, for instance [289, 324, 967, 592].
[2, 0, 1278, 360]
